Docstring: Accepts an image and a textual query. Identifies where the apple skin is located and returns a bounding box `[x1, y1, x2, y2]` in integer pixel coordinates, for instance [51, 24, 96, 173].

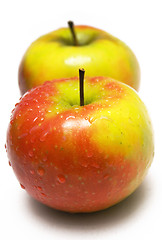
[19, 25, 140, 95]
[7, 77, 153, 213]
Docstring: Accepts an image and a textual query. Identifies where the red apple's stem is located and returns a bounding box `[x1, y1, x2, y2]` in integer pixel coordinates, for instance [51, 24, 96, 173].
[68, 21, 78, 46]
[79, 68, 85, 106]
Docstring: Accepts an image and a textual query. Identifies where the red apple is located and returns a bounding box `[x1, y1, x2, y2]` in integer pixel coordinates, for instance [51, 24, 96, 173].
[7, 73, 153, 213]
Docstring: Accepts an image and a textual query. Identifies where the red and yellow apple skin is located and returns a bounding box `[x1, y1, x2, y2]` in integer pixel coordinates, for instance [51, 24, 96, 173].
[7, 77, 153, 213]
[19, 25, 140, 95]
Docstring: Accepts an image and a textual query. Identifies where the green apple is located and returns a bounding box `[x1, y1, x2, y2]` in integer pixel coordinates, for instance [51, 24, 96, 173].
[7, 72, 153, 213]
[19, 22, 140, 95]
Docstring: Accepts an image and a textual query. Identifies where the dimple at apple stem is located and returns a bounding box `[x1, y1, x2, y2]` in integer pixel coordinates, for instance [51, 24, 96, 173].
[79, 68, 85, 106]
[68, 21, 78, 46]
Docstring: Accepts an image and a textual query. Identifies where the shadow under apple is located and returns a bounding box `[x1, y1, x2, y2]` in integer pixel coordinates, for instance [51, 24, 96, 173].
[24, 177, 152, 232]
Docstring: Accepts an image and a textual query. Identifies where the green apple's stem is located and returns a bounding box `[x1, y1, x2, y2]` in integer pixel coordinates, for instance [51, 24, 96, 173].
[79, 68, 85, 106]
[68, 21, 78, 46]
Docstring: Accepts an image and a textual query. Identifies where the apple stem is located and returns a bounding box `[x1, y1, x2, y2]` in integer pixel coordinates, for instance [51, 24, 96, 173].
[68, 21, 78, 46]
[79, 68, 85, 106]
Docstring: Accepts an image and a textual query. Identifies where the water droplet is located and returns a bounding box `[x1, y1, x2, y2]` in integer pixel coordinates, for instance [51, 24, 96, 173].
[33, 98, 38, 103]
[24, 102, 29, 106]
[66, 116, 76, 121]
[41, 192, 47, 197]
[29, 125, 38, 134]
[40, 132, 48, 142]
[81, 162, 88, 168]
[15, 103, 19, 107]
[37, 186, 42, 191]
[30, 170, 35, 175]
[57, 174, 66, 184]
[17, 125, 21, 130]
[28, 150, 33, 157]
[18, 132, 28, 139]
[10, 119, 14, 125]
[104, 174, 109, 180]
[37, 167, 45, 176]
[89, 117, 94, 123]
[20, 183, 25, 189]
[33, 117, 38, 122]
[87, 151, 93, 158]
[16, 146, 19, 152]
[11, 108, 15, 114]
[5, 144, 7, 152]
[42, 156, 47, 162]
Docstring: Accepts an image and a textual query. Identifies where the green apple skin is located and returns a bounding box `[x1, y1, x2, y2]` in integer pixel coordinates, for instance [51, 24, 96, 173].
[19, 25, 140, 95]
[7, 77, 153, 213]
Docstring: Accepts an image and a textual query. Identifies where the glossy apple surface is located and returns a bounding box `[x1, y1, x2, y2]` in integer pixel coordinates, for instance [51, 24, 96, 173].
[19, 25, 140, 95]
[7, 77, 153, 213]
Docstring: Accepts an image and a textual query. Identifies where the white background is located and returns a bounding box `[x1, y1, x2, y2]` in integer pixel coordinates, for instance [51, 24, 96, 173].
[0, 0, 162, 239]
